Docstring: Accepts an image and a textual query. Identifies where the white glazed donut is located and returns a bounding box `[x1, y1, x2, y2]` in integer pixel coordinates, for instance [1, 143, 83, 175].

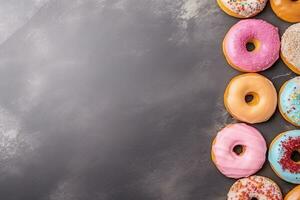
[217, 0, 268, 18]
[281, 23, 300, 75]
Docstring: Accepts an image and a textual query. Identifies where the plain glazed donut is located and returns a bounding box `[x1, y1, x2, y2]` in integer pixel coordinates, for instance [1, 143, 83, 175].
[279, 77, 300, 127]
[227, 176, 282, 200]
[217, 0, 268, 18]
[284, 185, 300, 200]
[223, 19, 280, 72]
[270, 0, 300, 23]
[269, 130, 300, 184]
[281, 23, 300, 75]
[211, 123, 267, 179]
[224, 73, 277, 124]
[285, 185, 300, 200]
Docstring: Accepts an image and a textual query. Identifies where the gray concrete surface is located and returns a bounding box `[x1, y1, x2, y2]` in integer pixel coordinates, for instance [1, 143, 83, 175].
[0, 0, 297, 199]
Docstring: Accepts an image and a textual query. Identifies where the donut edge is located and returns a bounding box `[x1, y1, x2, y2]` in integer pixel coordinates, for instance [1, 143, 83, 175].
[270, 0, 300, 23]
[268, 131, 300, 184]
[281, 52, 300, 75]
[285, 185, 300, 200]
[217, 0, 265, 19]
[278, 79, 300, 127]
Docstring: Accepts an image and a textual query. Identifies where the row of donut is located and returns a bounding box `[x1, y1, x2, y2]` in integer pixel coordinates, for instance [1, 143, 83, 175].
[212, 123, 300, 199]
[215, 2, 300, 199]
[219, 24, 300, 199]
[224, 74, 299, 126]
[211, 123, 300, 182]
[217, 0, 300, 23]
[215, 74, 299, 199]
[223, 19, 300, 75]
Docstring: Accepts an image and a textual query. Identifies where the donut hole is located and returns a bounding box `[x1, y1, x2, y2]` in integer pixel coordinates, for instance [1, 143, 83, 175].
[233, 145, 245, 156]
[251, 198, 258, 200]
[245, 92, 259, 106]
[245, 94, 254, 103]
[291, 150, 300, 163]
[246, 42, 256, 52]
[246, 39, 260, 52]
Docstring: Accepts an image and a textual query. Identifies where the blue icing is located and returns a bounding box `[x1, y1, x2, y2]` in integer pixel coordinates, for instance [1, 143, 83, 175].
[279, 77, 300, 126]
[268, 130, 300, 184]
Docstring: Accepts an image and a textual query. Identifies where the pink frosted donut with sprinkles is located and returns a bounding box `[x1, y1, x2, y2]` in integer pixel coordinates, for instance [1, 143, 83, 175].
[217, 0, 268, 18]
[223, 19, 280, 72]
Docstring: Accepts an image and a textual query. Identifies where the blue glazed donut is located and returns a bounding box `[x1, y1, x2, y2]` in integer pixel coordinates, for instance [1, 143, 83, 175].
[269, 130, 300, 184]
[279, 77, 300, 126]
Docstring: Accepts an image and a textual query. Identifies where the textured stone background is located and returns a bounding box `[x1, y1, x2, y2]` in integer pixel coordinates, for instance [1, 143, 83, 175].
[0, 0, 296, 199]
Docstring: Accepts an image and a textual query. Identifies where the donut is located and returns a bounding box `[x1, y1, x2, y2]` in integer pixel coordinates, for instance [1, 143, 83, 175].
[279, 77, 300, 127]
[269, 130, 300, 184]
[223, 19, 280, 72]
[270, 0, 300, 23]
[217, 0, 267, 18]
[285, 185, 300, 200]
[281, 23, 300, 75]
[227, 176, 282, 200]
[211, 123, 267, 178]
[224, 73, 277, 124]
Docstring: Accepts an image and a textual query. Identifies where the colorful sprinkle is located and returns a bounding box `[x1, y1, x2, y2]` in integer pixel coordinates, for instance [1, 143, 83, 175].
[222, 0, 267, 17]
[227, 176, 282, 200]
[279, 77, 300, 126]
[279, 136, 300, 173]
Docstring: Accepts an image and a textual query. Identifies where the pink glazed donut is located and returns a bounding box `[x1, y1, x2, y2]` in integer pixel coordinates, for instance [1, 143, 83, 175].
[211, 123, 267, 179]
[223, 19, 280, 72]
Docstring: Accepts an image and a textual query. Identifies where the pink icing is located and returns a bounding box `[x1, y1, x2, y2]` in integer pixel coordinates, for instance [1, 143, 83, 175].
[224, 19, 280, 72]
[212, 123, 267, 179]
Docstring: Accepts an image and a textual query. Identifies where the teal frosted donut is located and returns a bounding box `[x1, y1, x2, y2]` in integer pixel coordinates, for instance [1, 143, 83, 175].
[269, 130, 300, 184]
[279, 77, 300, 126]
